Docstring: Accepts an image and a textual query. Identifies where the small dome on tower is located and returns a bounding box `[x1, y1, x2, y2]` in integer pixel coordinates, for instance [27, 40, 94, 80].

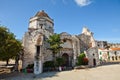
[35, 10, 50, 18]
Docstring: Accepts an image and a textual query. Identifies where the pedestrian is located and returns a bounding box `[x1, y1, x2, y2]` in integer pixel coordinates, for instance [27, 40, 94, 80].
[59, 66, 62, 71]
[18, 60, 22, 72]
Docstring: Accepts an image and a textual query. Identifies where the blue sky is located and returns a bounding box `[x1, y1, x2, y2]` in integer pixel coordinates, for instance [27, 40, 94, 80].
[0, 0, 120, 43]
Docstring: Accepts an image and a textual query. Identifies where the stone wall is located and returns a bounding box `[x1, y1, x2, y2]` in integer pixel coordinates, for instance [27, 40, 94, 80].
[22, 11, 101, 69]
[87, 47, 100, 67]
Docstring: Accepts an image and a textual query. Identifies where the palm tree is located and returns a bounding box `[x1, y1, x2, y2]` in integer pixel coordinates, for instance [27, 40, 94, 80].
[47, 33, 63, 60]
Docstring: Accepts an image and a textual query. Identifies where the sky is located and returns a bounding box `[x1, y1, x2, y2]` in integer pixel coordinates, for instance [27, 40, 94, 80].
[0, 0, 120, 43]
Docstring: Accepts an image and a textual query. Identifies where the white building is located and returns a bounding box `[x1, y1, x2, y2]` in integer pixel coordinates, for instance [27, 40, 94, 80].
[98, 48, 120, 62]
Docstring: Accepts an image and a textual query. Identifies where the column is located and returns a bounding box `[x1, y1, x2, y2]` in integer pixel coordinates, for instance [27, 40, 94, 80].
[34, 45, 42, 74]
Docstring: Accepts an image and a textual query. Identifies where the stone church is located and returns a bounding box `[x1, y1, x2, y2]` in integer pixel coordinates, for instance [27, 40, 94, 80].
[22, 10, 100, 73]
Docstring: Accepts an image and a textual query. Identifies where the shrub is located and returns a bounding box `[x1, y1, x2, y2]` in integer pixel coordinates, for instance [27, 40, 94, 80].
[43, 61, 54, 67]
[55, 57, 65, 67]
[77, 53, 88, 65]
[83, 57, 88, 65]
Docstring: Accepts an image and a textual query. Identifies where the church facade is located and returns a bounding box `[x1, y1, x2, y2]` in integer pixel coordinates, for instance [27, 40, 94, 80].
[22, 10, 100, 72]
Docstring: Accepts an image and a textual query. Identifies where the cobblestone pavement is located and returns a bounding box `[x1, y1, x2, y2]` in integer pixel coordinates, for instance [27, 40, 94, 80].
[1, 64, 120, 80]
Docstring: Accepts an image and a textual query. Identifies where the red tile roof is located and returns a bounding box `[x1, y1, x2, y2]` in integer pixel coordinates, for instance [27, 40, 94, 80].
[110, 48, 120, 51]
[99, 48, 106, 50]
[35, 10, 50, 18]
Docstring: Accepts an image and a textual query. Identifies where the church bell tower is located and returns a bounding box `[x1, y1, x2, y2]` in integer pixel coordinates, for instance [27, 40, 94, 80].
[28, 10, 54, 37]
[22, 10, 54, 74]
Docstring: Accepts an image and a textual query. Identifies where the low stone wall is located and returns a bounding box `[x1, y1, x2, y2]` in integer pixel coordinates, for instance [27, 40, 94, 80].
[0, 59, 15, 66]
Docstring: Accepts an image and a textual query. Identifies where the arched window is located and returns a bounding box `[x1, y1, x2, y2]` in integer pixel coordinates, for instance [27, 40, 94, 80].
[112, 56, 114, 61]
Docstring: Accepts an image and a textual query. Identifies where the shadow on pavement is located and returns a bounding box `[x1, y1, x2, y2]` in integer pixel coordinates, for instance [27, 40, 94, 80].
[0, 71, 59, 80]
[33, 71, 59, 79]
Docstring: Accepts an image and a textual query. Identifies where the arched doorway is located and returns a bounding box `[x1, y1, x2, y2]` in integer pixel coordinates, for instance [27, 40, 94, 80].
[93, 58, 96, 66]
[62, 53, 69, 67]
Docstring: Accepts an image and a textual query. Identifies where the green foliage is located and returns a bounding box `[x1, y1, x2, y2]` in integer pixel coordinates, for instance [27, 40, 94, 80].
[55, 57, 65, 67]
[0, 26, 22, 65]
[77, 53, 88, 65]
[43, 61, 55, 67]
[44, 57, 65, 68]
[47, 33, 63, 57]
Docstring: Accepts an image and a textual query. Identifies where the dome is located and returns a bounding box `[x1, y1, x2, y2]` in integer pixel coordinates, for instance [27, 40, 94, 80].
[35, 10, 50, 18]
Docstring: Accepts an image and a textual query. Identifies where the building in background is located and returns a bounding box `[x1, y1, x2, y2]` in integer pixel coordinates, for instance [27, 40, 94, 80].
[96, 41, 120, 62]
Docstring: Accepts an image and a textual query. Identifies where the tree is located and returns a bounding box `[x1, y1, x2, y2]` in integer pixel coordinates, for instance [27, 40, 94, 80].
[0, 26, 22, 65]
[77, 53, 88, 65]
[56, 57, 65, 67]
[47, 33, 63, 60]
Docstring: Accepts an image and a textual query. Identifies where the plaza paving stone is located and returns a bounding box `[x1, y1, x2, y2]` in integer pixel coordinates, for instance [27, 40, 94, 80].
[1, 64, 120, 80]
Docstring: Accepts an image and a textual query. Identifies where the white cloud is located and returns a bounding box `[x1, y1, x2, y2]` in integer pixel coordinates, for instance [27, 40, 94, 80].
[74, 0, 92, 7]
